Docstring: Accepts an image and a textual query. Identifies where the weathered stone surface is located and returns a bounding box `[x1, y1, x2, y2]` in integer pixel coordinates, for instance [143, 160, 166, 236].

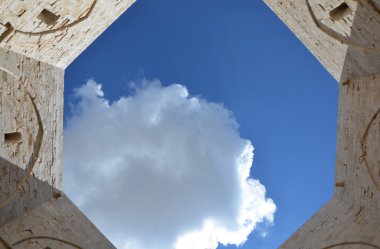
[0, 48, 63, 191]
[0, 158, 115, 248]
[0, 0, 135, 68]
[1, 0, 378, 247]
[264, 0, 380, 248]
[0, 193, 115, 249]
[264, 0, 380, 81]
[0, 0, 135, 247]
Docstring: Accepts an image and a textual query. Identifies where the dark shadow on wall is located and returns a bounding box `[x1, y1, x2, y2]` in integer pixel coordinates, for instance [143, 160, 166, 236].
[0, 156, 116, 249]
[0, 156, 56, 228]
[339, 1, 380, 82]
[335, 0, 380, 194]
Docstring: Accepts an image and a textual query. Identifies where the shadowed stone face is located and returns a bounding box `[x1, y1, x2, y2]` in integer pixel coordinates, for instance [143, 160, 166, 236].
[373, 0, 380, 10]
[12, 237, 81, 249]
[325, 243, 380, 248]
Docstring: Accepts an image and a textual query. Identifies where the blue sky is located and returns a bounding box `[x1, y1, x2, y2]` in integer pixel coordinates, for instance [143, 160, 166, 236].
[64, 0, 338, 248]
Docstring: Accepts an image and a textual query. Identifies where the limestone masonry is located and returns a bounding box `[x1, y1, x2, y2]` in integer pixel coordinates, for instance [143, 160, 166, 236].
[0, 0, 379, 248]
[0, 0, 134, 248]
[263, 0, 380, 248]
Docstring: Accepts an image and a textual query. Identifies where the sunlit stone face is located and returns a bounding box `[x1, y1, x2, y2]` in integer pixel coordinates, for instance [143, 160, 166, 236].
[308, 0, 380, 51]
[308, 0, 356, 36]
[0, 68, 42, 208]
[0, 69, 39, 168]
[0, 0, 95, 34]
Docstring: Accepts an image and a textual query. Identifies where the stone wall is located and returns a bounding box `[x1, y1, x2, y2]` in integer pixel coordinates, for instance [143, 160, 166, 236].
[0, 0, 135, 68]
[0, 0, 136, 247]
[264, 0, 380, 247]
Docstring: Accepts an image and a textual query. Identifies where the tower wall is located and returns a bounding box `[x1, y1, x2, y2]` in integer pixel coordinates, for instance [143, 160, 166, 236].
[264, 0, 380, 247]
[0, 0, 135, 68]
[0, 1, 136, 247]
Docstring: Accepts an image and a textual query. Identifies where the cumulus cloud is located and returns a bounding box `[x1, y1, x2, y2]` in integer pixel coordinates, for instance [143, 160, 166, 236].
[63, 79, 276, 249]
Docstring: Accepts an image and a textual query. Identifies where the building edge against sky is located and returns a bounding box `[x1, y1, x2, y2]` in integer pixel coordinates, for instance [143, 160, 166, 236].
[263, 0, 380, 248]
[0, 0, 379, 248]
[0, 0, 135, 248]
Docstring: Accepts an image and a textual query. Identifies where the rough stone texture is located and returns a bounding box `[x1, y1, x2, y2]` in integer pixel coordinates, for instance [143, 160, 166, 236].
[264, 0, 380, 248]
[0, 193, 115, 249]
[1, 0, 378, 247]
[264, 0, 380, 81]
[0, 0, 135, 68]
[0, 48, 63, 190]
[0, 0, 135, 247]
[0, 159, 115, 249]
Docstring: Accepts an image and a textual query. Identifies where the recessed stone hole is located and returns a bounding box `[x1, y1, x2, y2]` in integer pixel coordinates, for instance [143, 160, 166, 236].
[330, 2, 352, 21]
[0, 22, 13, 42]
[4, 132, 21, 144]
[53, 192, 62, 199]
[37, 9, 59, 26]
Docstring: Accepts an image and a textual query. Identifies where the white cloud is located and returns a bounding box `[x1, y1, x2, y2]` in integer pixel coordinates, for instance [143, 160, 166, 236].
[63, 79, 276, 249]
